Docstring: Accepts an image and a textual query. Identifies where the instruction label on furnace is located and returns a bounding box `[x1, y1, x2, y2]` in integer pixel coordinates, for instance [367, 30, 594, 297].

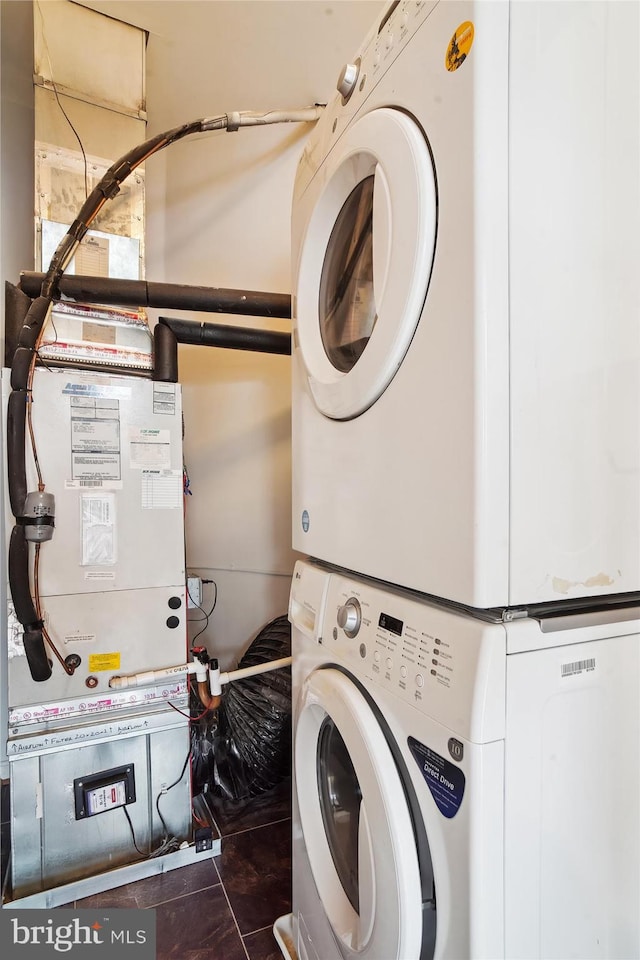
[408, 736, 465, 818]
[153, 383, 177, 415]
[81, 493, 116, 565]
[70, 395, 121, 485]
[141, 469, 182, 509]
[89, 652, 121, 672]
[130, 427, 171, 470]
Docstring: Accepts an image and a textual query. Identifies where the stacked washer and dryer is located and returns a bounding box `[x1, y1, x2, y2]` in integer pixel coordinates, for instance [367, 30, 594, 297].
[282, 2, 640, 959]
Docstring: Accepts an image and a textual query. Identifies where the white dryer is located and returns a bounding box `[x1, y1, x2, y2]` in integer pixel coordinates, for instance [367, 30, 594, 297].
[280, 559, 640, 960]
[291, 0, 640, 608]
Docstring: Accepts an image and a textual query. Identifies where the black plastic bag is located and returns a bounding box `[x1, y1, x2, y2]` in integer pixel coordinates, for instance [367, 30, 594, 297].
[191, 614, 291, 800]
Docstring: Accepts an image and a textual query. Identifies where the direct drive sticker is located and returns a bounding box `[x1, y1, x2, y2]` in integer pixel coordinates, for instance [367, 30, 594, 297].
[446, 21, 474, 72]
[408, 736, 466, 818]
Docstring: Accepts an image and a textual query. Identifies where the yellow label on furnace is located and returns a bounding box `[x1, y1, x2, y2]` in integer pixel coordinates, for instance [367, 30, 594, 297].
[446, 21, 474, 72]
[89, 652, 121, 672]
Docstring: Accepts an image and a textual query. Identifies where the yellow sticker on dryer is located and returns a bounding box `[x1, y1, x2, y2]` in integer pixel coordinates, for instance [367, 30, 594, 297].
[446, 21, 474, 71]
[89, 652, 121, 672]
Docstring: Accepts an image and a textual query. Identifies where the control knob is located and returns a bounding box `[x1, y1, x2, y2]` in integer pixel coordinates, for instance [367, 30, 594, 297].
[337, 61, 359, 100]
[337, 597, 362, 637]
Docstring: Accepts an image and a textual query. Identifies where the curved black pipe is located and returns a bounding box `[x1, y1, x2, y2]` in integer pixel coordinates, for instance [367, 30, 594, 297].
[16, 296, 51, 354]
[4, 282, 33, 367]
[23, 628, 53, 682]
[153, 322, 178, 383]
[7, 391, 27, 517]
[8, 527, 51, 681]
[158, 316, 291, 355]
[19, 272, 292, 320]
[8, 526, 38, 625]
[10, 346, 33, 391]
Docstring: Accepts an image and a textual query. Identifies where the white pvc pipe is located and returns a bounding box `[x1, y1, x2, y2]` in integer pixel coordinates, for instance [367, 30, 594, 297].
[219, 656, 293, 685]
[109, 662, 199, 689]
[109, 656, 292, 691]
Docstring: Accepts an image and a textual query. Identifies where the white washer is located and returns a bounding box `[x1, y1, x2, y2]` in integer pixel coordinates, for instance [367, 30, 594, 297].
[282, 559, 640, 960]
[291, 0, 640, 608]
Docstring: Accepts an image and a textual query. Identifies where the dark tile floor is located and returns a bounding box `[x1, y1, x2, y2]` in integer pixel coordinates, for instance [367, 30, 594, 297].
[1, 778, 292, 960]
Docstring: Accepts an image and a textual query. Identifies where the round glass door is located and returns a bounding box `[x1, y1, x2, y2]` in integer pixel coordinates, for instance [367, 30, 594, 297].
[295, 108, 437, 420]
[295, 667, 424, 959]
[319, 176, 376, 374]
[317, 716, 363, 913]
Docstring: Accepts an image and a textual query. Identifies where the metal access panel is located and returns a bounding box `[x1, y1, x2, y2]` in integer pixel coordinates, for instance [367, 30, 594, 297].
[9, 714, 190, 900]
[5, 367, 187, 707]
[8, 585, 188, 709]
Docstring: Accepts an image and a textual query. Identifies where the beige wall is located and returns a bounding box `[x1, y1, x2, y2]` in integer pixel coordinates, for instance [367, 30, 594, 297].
[79, 1, 383, 667]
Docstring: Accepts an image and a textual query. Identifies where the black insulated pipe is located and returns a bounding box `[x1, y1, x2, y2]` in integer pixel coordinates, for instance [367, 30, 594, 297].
[19, 272, 292, 320]
[4, 282, 33, 367]
[8, 527, 38, 626]
[7, 390, 28, 517]
[23, 628, 53, 683]
[153, 322, 178, 383]
[8, 527, 51, 681]
[158, 316, 291, 356]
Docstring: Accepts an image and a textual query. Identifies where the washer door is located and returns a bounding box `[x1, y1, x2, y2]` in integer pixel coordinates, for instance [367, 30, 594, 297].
[296, 667, 426, 959]
[296, 108, 437, 420]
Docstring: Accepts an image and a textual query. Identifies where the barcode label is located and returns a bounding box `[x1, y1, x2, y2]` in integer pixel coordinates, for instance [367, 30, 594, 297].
[561, 657, 596, 678]
[79, 480, 103, 487]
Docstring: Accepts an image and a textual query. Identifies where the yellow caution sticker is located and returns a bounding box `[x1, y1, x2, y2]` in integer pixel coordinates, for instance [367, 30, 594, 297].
[88, 652, 121, 672]
[446, 21, 474, 72]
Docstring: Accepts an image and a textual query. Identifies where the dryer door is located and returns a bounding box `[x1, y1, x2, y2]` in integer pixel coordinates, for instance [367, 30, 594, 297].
[296, 108, 437, 420]
[296, 666, 433, 960]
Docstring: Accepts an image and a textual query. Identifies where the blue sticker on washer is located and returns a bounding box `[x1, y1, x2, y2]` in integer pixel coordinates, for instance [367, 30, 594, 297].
[408, 735, 465, 818]
[301, 510, 310, 532]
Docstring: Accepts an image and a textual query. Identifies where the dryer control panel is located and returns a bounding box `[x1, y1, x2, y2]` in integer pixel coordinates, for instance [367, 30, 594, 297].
[293, 0, 438, 204]
[318, 565, 506, 744]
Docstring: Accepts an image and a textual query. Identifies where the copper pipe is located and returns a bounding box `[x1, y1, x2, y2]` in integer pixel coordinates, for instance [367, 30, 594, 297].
[34, 544, 74, 675]
[196, 680, 221, 712]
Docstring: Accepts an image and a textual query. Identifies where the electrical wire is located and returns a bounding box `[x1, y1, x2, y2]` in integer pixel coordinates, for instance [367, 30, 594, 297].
[122, 747, 191, 859]
[34, 543, 73, 675]
[168, 682, 214, 722]
[122, 806, 147, 858]
[192, 810, 209, 829]
[35, 1, 89, 198]
[149, 747, 191, 858]
[187, 579, 218, 643]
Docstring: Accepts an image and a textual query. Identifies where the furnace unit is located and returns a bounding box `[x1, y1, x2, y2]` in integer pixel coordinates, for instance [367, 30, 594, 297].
[4, 366, 193, 902]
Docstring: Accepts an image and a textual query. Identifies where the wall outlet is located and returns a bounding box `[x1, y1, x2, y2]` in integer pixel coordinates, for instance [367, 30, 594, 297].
[187, 576, 202, 609]
[195, 827, 213, 852]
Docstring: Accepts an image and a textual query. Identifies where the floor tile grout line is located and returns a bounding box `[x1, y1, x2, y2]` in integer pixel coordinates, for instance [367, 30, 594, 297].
[219, 815, 291, 841]
[145, 879, 222, 910]
[208, 811, 224, 841]
[242, 922, 276, 938]
[213, 854, 251, 960]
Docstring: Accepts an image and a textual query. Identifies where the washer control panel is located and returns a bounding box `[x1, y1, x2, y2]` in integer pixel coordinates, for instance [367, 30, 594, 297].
[329, 580, 456, 694]
[319, 566, 506, 743]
